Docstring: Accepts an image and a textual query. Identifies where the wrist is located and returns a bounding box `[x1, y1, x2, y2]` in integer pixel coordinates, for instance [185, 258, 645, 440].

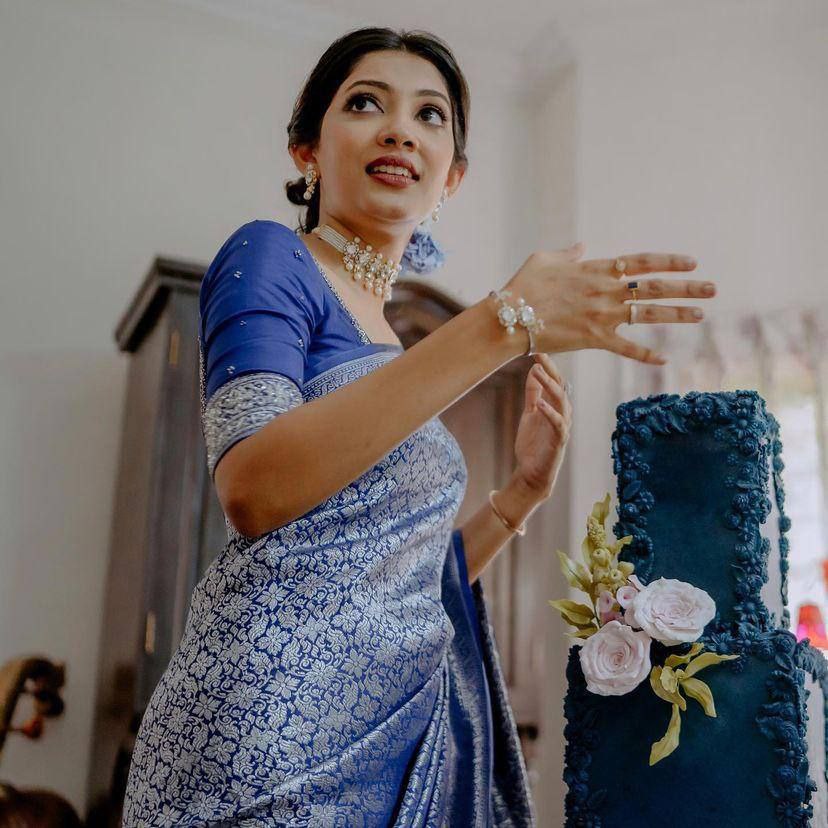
[469, 293, 529, 364]
[492, 472, 547, 532]
[507, 469, 551, 506]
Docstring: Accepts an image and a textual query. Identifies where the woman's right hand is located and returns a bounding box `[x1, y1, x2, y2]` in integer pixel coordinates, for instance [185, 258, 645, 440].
[502, 243, 716, 365]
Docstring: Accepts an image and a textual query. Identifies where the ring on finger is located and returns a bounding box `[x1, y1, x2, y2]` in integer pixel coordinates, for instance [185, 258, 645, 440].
[628, 302, 639, 325]
[627, 280, 639, 301]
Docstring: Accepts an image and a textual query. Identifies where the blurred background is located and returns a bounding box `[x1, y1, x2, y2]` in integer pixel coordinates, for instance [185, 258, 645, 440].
[0, 0, 825, 823]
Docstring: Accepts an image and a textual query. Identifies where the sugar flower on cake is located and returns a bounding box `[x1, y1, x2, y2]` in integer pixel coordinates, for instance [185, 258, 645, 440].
[578, 620, 652, 696]
[550, 493, 739, 766]
[625, 577, 716, 646]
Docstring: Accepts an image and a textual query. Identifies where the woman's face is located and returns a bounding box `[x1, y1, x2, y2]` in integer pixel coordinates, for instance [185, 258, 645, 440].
[301, 49, 464, 238]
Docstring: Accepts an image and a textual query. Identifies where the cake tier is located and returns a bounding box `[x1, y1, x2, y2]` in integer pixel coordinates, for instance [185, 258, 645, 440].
[611, 390, 792, 633]
[563, 631, 827, 827]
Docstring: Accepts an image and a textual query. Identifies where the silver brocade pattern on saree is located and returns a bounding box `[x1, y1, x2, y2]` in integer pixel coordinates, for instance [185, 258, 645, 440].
[122, 345, 521, 825]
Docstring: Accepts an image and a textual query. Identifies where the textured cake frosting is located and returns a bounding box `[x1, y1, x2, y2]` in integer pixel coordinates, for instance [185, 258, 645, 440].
[562, 390, 828, 827]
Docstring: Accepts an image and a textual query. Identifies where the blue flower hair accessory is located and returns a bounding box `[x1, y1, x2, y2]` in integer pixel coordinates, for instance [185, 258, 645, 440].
[401, 223, 446, 275]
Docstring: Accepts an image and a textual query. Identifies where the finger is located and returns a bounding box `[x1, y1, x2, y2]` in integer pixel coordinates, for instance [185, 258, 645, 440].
[534, 372, 572, 421]
[525, 379, 543, 409]
[546, 242, 586, 263]
[531, 364, 566, 405]
[581, 253, 697, 278]
[536, 353, 564, 385]
[538, 398, 569, 437]
[614, 277, 716, 301]
[613, 303, 706, 326]
[603, 333, 668, 365]
[535, 360, 573, 418]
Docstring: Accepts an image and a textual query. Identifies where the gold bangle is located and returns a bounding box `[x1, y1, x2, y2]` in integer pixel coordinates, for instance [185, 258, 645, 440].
[488, 489, 527, 536]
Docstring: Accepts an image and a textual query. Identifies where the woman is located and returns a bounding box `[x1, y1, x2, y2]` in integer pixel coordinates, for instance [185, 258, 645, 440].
[122, 26, 715, 826]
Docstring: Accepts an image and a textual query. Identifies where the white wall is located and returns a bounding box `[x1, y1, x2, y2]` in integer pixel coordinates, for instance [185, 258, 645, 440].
[560, 0, 828, 561]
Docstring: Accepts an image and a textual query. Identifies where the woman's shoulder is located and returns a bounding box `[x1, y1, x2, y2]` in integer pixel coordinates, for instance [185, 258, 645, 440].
[201, 218, 323, 304]
[209, 218, 303, 266]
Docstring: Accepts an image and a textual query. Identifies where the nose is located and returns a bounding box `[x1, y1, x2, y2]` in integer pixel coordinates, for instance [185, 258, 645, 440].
[377, 119, 417, 150]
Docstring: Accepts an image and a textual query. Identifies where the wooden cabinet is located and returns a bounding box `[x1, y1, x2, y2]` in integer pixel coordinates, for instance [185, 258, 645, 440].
[85, 258, 553, 821]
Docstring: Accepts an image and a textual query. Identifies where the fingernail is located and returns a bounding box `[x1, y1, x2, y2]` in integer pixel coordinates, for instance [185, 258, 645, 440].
[703, 282, 715, 295]
[693, 309, 704, 319]
[683, 257, 697, 267]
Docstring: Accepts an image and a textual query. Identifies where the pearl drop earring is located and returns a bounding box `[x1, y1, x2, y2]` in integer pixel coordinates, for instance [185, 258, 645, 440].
[303, 165, 318, 201]
[431, 188, 448, 223]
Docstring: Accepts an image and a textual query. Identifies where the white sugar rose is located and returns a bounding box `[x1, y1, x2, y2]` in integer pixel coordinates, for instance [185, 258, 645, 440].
[578, 620, 652, 696]
[625, 577, 716, 645]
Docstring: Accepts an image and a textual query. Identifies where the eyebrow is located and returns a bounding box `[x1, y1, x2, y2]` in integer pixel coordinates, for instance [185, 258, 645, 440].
[344, 79, 451, 109]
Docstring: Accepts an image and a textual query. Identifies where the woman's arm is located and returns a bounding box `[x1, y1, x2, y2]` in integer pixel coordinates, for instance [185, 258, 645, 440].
[460, 352, 572, 585]
[217, 295, 525, 538]
[458, 472, 548, 585]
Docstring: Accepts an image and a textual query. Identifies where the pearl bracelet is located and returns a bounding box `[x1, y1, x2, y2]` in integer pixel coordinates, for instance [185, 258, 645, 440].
[488, 289, 545, 356]
[488, 489, 527, 536]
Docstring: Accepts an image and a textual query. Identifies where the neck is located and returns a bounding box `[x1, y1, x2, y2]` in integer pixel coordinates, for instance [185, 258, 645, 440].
[315, 211, 415, 267]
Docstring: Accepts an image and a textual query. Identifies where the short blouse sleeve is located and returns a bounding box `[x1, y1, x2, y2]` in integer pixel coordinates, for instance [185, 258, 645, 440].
[198, 219, 324, 479]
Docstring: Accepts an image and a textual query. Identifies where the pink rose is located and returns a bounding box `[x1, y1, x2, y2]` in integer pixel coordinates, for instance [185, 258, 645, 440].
[625, 577, 716, 645]
[600, 609, 624, 625]
[628, 574, 646, 591]
[597, 589, 615, 614]
[578, 620, 652, 696]
[616, 585, 638, 609]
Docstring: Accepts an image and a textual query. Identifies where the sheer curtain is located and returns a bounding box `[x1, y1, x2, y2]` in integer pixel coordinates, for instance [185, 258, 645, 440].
[618, 305, 828, 628]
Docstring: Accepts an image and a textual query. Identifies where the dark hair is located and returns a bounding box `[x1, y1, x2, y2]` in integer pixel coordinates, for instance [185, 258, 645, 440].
[285, 27, 470, 233]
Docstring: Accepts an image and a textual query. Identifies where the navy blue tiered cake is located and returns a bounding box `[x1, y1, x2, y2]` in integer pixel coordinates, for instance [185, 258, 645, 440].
[563, 390, 828, 827]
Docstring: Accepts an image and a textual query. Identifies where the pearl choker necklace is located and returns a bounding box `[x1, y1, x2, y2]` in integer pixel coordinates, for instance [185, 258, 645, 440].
[310, 224, 402, 301]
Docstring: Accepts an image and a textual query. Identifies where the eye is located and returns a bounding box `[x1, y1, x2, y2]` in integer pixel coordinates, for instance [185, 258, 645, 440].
[344, 92, 381, 113]
[344, 93, 448, 126]
[420, 104, 448, 126]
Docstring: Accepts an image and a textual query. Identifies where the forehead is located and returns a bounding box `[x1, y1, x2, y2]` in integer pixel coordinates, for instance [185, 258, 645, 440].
[340, 50, 450, 98]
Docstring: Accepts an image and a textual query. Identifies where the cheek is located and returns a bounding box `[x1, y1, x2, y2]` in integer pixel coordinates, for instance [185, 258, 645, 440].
[422, 144, 454, 189]
[319, 121, 364, 176]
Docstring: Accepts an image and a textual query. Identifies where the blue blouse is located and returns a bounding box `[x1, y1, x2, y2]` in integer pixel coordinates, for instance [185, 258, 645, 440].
[123, 219, 536, 825]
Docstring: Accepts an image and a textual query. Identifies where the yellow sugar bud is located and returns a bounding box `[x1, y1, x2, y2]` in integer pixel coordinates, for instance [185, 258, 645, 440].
[591, 548, 611, 567]
[618, 561, 635, 577]
[609, 568, 624, 585]
[587, 517, 607, 546]
[593, 566, 610, 582]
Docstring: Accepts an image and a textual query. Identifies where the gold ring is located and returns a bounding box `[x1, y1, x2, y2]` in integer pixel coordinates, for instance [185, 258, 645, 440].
[614, 257, 627, 273]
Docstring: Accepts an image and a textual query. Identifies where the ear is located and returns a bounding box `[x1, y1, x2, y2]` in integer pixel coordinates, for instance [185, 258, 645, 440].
[289, 143, 318, 177]
[443, 160, 466, 198]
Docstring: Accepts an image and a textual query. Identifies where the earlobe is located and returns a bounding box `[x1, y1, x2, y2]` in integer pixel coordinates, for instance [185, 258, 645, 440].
[445, 163, 466, 196]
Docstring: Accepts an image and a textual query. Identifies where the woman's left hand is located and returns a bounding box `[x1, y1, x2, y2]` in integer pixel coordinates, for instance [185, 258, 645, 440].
[513, 353, 573, 499]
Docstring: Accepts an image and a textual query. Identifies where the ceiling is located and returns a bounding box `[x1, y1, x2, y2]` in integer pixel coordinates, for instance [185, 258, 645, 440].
[161, 0, 776, 96]
[162, 0, 590, 93]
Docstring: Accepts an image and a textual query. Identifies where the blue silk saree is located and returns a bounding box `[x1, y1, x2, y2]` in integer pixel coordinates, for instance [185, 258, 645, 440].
[122, 220, 536, 826]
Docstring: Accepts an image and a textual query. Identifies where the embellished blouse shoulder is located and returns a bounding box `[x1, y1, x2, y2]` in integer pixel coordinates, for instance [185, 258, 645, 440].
[198, 219, 325, 480]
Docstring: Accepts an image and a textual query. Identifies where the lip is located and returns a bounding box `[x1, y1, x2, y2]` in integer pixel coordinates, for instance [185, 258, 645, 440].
[367, 170, 417, 188]
[365, 155, 419, 180]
